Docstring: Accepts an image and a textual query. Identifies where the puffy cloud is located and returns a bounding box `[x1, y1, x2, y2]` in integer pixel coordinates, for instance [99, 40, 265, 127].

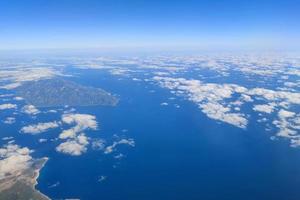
[2, 136, 14, 141]
[20, 121, 60, 135]
[253, 104, 275, 114]
[278, 109, 295, 119]
[62, 114, 98, 128]
[0, 67, 59, 90]
[153, 76, 248, 128]
[92, 139, 105, 150]
[153, 75, 300, 147]
[160, 102, 168, 106]
[247, 88, 300, 105]
[104, 138, 135, 154]
[0, 144, 33, 179]
[59, 114, 97, 139]
[200, 103, 247, 128]
[0, 83, 22, 90]
[14, 96, 24, 101]
[56, 134, 89, 156]
[56, 114, 98, 156]
[272, 110, 300, 147]
[39, 138, 48, 143]
[22, 105, 40, 115]
[0, 103, 17, 110]
[3, 117, 16, 124]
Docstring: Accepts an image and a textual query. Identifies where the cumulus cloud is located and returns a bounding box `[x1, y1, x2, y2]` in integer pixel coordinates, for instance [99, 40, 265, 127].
[14, 96, 24, 101]
[0, 67, 59, 90]
[59, 114, 97, 139]
[153, 76, 248, 128]
[200, 103, 247, 128]
[0, 103, 17, 110]
[39, 138, 48, 143]
[104, 138, 135, 154]
[0, 144, 33, 179]
[153, 75, 300, 147]
[55, 114, 99, 156]
[20, 121, 60, 135]
[2, 136, 14, 141]
[3, 117, 16, 124]
[272, 110, 299, 144]
[278, 109, 295, 119]
[22, 105, 40, 115]
[253, 104, 275, 114]
[92, 139, 105, 150]
[160, 102, 168, 106]
[56, 134, 89, 156]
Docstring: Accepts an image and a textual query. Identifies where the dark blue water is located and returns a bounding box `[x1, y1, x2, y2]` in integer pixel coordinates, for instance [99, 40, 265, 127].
[1, 68, 300, 200]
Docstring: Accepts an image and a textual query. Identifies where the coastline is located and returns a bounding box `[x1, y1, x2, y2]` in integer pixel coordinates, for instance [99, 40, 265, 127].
[34, 157, 51, 200]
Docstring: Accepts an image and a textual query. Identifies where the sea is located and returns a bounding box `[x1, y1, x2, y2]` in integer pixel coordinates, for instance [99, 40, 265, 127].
[1, 66, 300, 200]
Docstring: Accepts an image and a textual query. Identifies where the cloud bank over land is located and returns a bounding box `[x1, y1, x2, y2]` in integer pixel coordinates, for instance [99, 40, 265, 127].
[0, 144, 33, 179]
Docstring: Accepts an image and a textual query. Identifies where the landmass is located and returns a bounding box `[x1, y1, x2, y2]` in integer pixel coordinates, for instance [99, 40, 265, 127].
[16, 78, 118, 107]
[0, 158, 50, 200]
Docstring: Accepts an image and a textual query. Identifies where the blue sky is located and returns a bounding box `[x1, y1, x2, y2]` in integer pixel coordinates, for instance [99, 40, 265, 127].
[0, 0, 299, 51]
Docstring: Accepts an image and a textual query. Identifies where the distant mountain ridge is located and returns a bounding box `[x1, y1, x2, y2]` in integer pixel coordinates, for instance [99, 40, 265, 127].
[16, 78, 118, 107]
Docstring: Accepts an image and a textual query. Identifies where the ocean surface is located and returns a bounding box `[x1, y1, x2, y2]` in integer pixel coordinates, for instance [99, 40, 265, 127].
[1, 66, 300, 200]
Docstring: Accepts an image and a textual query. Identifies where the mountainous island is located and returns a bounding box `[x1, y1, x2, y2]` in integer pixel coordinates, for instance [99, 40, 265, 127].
[16, 78, 118, 107]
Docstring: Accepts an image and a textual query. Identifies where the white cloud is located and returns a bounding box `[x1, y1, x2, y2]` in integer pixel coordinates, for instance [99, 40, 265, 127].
[0, 103, 17, 110]
[153, 76, 248, 128]
[253, 104, 275, 114]
[14, 96, 24, 101]
[59, 114, 97, 139]
[39, 138, 48, 143]
[0, 83, 22, 90]
[278, 109, 295, 119]
[56, 113, 99, 156]
[20, 121, 60, 135]
[22, 105, 40, 115]
[200, 103, 247, 128]
[3, 117, 16, 124]
[153, 76, 300, 134]
[104, 138, 135, 154]
[92, 139, 105, 150]
[272, 110, 300, 147]
[0, 144, 33, 179]
[160, 102, 168, 106]
[0, 67, 59, 90]
[2, 136, 14, 141]
[56, 134, 89, 156]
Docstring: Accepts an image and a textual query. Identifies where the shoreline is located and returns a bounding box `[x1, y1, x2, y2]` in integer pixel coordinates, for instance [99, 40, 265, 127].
[34, 157, 51, 200]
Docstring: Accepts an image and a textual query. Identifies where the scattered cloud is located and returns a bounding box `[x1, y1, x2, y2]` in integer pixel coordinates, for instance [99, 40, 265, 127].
[0, 103, 17, 110]
[2, 136, 14, 141]
[22, 105, 40, 115]
[91, 139, 105, 150]
[253, 104, 275, 114]
[0, 144, 33, 179]
[14, 96, 24, 101]
[59, 114, 97, 139]
[3, 117, 16, 124]
[153, 75, 300, 147]
[56, 133, 89, 156]
[20, 121, 60, 135]
[104, 138, 135, 154]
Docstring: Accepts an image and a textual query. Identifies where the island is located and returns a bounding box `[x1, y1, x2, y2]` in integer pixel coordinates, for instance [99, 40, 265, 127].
[0, 158, 50, 200]
[16, 78, 118, 107]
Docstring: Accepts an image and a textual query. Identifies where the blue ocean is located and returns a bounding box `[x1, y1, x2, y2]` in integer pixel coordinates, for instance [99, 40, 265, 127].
[1, 67, 300, 200]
